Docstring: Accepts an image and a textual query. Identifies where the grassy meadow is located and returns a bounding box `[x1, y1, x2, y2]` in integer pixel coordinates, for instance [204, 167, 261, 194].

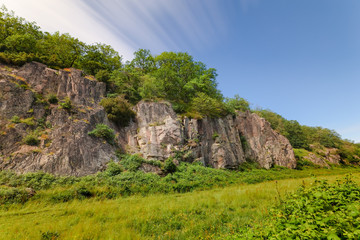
[1, 167, 360, 240]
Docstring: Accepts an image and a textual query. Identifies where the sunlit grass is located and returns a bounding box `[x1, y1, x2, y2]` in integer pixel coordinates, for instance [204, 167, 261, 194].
[1, 170, 360, 239]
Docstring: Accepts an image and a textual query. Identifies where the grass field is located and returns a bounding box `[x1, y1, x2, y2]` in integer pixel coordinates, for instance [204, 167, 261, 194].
[1, 168, 360, 240]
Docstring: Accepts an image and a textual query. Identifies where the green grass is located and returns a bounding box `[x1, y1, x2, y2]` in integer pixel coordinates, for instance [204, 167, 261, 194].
[1, 168, 360, 239]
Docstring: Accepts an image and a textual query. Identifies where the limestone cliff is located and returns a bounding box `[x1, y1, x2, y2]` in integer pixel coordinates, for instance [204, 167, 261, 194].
[0, 62, 116, 176]
[0, 62, 296, 176]
[121, 101, 296, 169]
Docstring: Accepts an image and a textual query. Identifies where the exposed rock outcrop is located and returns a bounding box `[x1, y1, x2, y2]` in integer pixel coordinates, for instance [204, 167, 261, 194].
[0, 62, 297, 176]
[121, 101, 296, 169]
[0, 62, 116, 176]
[303, 146, 341, 168]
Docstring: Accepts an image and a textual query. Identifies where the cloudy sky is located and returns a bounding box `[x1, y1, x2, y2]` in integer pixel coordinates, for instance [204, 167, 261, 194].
[1, 0, 360, 142]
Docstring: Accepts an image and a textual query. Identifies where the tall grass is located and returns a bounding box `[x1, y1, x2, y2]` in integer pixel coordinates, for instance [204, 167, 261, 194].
[1, 171, 360, 239]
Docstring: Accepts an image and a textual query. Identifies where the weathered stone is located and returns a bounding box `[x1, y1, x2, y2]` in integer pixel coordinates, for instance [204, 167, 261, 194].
[0, 62, 116, 176]
[0, 62, 297, 176]
[121, 101, 296, 169]
[303, 147, 341, 168]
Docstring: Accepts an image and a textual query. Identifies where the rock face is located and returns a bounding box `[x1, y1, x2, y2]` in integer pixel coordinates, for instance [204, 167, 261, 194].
[121, 101, 296, 169]
[0, 62, 296, 176]
[303, 146, 341, 168]
[0, 62, 116, 176]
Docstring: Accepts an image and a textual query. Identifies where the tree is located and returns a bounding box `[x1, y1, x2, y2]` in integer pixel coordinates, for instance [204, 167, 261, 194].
[143, 51, 222, 107]
[130, 49, 155, 74]
[36, 32, 84, 68]
[284, 120, 308, 149]
[189, 92, 225, 118]
[79, 43, 122, 75]
[224, 94, 250, 113]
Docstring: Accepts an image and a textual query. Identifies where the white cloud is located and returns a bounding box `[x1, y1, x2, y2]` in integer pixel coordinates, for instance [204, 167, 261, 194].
[0, 0, 135, 60]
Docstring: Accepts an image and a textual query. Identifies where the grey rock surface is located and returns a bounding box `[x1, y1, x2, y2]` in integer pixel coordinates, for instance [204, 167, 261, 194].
[0, 62, 116, 176]
[0, 62, 297, 176]
[121, 101, 296, 169]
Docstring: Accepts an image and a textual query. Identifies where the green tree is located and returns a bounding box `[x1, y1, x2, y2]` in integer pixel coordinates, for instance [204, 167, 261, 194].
[130, 49, 155, 74]
[189, 92, 225, 118]
[284, 120, 308, 149]
[36, 32, 84, 68]
[79, 43, 122, 75]
[224, 94, 250, 113]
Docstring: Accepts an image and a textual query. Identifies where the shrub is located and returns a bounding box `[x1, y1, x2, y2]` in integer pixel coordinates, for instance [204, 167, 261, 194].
[95, 69, 110, 83]
[119, 154, 145, 172]
[0, 187, 31, 204]
[224, 94, 250, 114]
[59, 97, 72, 110]
[163, 158, 177, 174]
[100, 96, 135, 127]
[102, 160, 122, 177]
[248, 176, 360, 239]
[189, 92, 225, 118]
[10, 115, 21, 123]
[88, 124, 115, 143]
[21, 117, 35, 126]
[47, 93, 58, 104]
[23, 133, 40, 146]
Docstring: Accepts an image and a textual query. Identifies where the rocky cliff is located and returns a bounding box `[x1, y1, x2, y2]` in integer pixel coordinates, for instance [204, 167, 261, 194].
[0, 62, 296, 176]
[121, 101, 296, 169]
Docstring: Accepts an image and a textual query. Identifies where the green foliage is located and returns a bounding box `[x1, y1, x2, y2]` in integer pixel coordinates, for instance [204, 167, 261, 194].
[23, 132, 40, 146]
[338, 141, 360, 164]
[163, 158, 177, 174]
[189, 92, 225, 118]
[95, 69, 110, 83]
[78, 43, 122, 75]
[21, 117, 35, 126]
[109, 70, 142, 104]
[88, 124, 115, 143]
[283, 120, 309, 149]
[46, 93, 58, 104]
[10, 115, 20, 123]
[224, 94, 250, 114]
[59, 97, 72, 110]
[252, 176, 360, 239]
[212, 132, 219, 140]
[130, 49, 155, 74]
[255, 108, 345, 152]
[102, 160, 123, 177]
[0, 186, 31, 204]
[119, 154, 145, 172]
[237, 160, 260, 172]
[100, 96, 135, 127]
[41, 231, 60, 240]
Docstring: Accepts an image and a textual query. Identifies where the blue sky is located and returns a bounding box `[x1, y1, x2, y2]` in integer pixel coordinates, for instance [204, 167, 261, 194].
[1, 0, 360, 142]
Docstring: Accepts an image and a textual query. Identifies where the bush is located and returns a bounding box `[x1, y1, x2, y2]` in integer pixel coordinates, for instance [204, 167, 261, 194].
[250, 176, 360, 239]
[23, 133, 40, 146]
[102, 160, 122, 177]
[163, 158, 177, 174]
[47, 93, 58, 104]
[119, 154, 145, 172]
[0, 187, 31, 204]
[95, 69, 110, 83]
[100, 96, 135, 127]
[59, 97, 72, 110]
[224, 94, 250, 114]
[189, 92, 225, 118]
[10, 115, 21, 123]
[88, 124, 115, 143]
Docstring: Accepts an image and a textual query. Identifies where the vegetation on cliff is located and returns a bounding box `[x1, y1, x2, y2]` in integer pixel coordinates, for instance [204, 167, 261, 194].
[3, 5, 358, 167]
